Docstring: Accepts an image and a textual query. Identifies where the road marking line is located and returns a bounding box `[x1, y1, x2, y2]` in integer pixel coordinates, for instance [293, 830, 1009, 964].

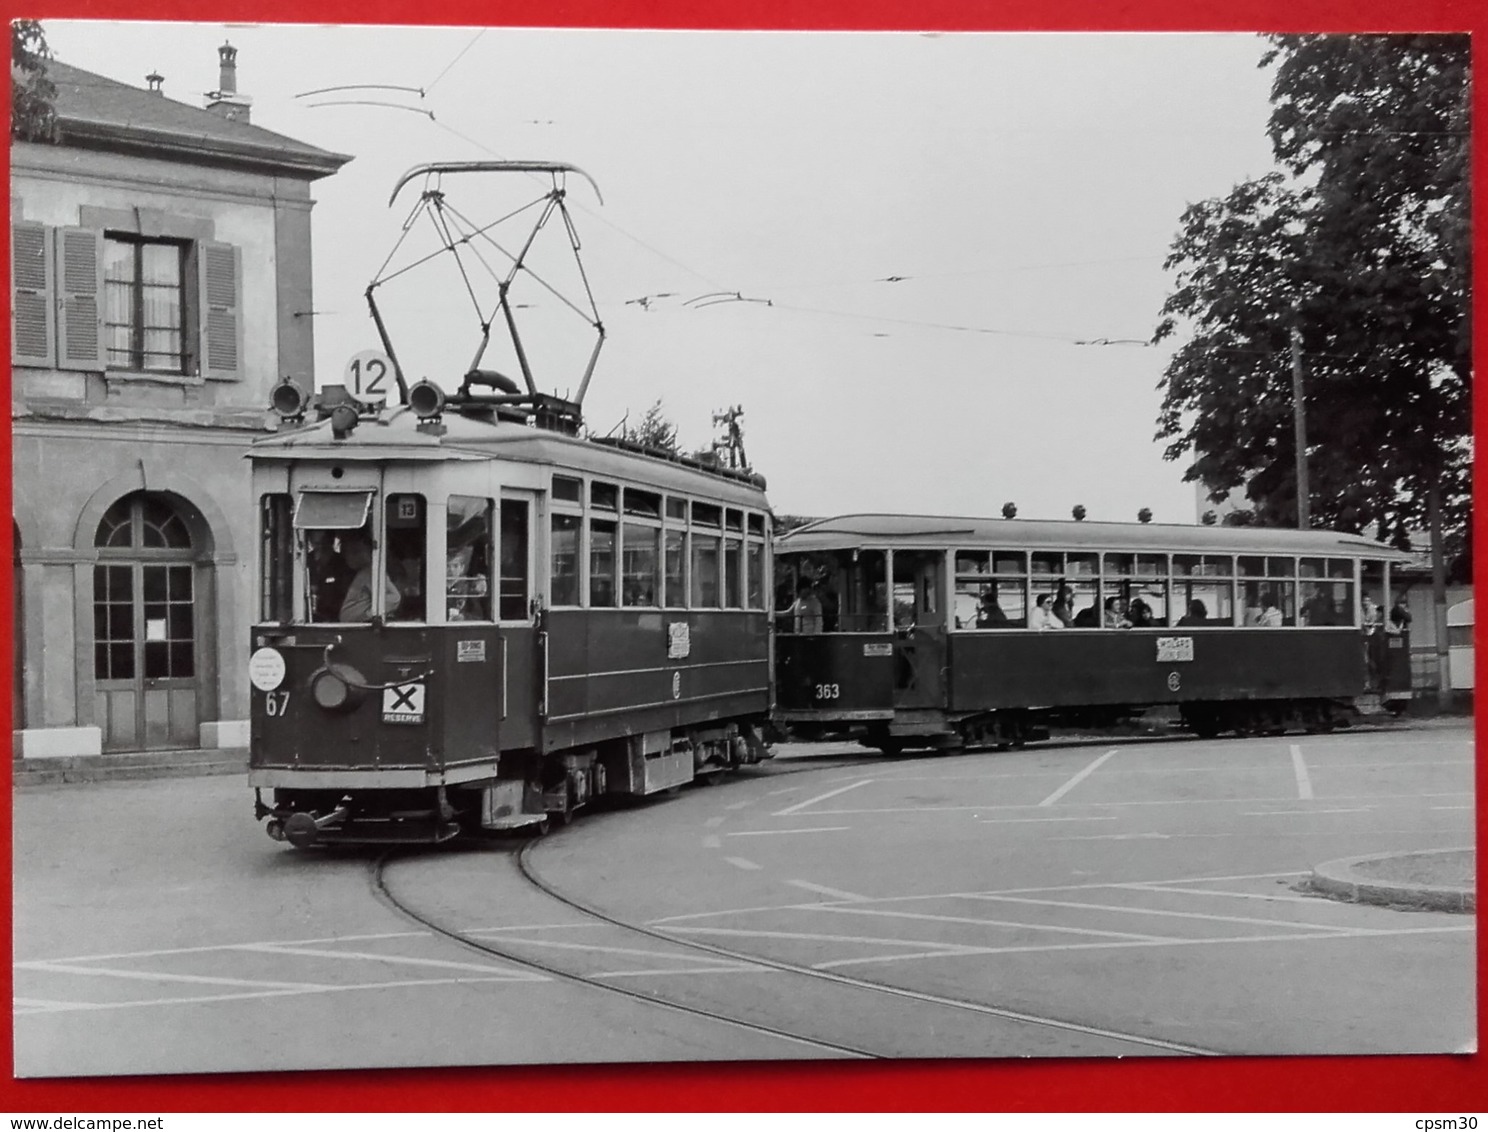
[1039, 748, 1118, 807]
[12, 997, 94, 1013]
[727, 827, 849, 837]
[979, 815, 1119, 824]
[1243, 808, 1372, 816]
[1290, 743, 1314, 800]
[702, 835, 722, 849]
[960, 893, 1391, 934]
[664, 925, 983, 953]
[593, 965, 772, 979]
[1117, 884, 1337, 905]
[765, 786, 802, 796]
[774, 778, 875, 816]
[813, 905, 1176, 942]
[234, 944, 523, 975]
[725, 800, 753, 810]
[786, 880, 870, 902]
[19, 962, 332, 991]
[813, 924, 1474, 971]
[803, 790, 1473, 815]
[705, 816, 727, 828]
[14, 931, 433, 967]
[724, 857, 762, 871]
[646, 870, 1318, 924]
[10, 975, 546, 1016]
[1432, 805, 1474, 811]
[1055, 832, 1170, 841]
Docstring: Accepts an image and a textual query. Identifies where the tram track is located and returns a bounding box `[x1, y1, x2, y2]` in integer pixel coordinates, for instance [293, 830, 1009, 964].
[371, 810, 1226, 1059]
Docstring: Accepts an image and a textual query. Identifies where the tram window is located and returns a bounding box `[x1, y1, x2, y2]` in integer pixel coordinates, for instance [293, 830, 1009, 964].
[665, 497, 688, 522]
[994, 551, 1025, 574]
[1240, 578, 1295, 627]
[1327, 558, 1353, 579]
[260, 494, 293, 622]
[724, 538, 744, 608]
[622, 522, 661, 607]
[1361, 560, 1388, 628]
[1237, 555, 1265, 577]
[954, 551, 989, 628]
[726, 509, 744, 533]
[958, 574, 1025, 629]
[590, 519, 617, 607]
[747, 542, 765, 609]
[500, 501, 530, 620]
[553, 476, 582, 504]
[304, 530, 353, 622]
[747, 513, 765, 537]
[1173, 553, 1232, 577]
[692, 502, 722, 528]
[1104, 553, 1135, 577]
[550, 514, 582, 606]
[1176, 579, 1234, 626]
[1267, 556, 1295, 578]
[1067, 553, 1097, 577]
[664, 530, 686, 607]
[624, 488, 661, 519]
[1031, 551, 1062, 575]
[956, 550, 990, 577]
[1066, 580, 1099, 626]
[385, 494, 425, 622]
[447, 496, 493, 621]
[591, 482, 618, 511]
[692, 534, 721, 607]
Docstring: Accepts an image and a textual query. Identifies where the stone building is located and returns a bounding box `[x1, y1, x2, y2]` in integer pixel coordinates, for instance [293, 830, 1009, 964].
[11, 45, 350, 757]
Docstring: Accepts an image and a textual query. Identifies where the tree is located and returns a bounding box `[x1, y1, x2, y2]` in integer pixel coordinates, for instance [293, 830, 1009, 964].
[620, 399, 679, 454]
[1154, 35, 1469, 559]
[12, 21, 58, 142]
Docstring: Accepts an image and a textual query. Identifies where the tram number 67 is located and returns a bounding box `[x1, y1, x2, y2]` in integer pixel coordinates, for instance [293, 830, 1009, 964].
[814, 683, 840, 700]
[264, 690, 292, 716]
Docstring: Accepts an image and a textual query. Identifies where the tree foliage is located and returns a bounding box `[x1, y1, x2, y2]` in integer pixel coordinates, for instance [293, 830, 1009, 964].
[12, 20, 58, 142]
[1154, 35, 1469, 557]
[620, 398, 680, 454]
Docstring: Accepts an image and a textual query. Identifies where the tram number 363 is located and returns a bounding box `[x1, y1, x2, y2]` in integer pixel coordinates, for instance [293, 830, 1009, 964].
[814, 683, 841, 700]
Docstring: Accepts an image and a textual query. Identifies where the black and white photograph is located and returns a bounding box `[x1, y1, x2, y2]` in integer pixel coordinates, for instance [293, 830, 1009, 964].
[9, 20, 1474, 1083]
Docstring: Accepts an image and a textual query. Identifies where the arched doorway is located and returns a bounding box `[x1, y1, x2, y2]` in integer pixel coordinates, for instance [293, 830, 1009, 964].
[93, 493, 208, 751]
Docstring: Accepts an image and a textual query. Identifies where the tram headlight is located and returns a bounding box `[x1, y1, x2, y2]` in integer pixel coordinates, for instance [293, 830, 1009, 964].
[408, 380, 446, 420]
[270, 378, 309, 421]
[309, 663, 367, 713]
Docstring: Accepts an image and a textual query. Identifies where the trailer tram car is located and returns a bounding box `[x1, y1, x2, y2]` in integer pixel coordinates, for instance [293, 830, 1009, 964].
[774, 514, 1414, 752]
[248, 160, 773, 848]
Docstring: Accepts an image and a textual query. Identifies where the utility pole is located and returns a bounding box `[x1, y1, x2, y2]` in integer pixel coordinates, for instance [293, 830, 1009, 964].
[1289, 308, 1311, 530]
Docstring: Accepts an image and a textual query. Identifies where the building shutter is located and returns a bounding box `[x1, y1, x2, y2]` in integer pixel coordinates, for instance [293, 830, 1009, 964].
[55, 226, 105, 370]
[198, 241, 241, 380]
[11, 220, 54, 367]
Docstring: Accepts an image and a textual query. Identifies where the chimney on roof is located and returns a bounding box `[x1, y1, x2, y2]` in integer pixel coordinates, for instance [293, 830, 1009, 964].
[146, 71, 164, 95]
[204, 40, 253, 123]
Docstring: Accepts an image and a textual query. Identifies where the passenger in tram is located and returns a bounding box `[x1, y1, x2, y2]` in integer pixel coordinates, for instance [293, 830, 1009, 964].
[1387, 599, 1412, 634]
[1177, 598, 1208, 627]
[1072, 604, 1098, 627]
[976, 589, 1009, 627]
[1052, 582, 1076, 627]
[790, 579, 824, 634]
[1301, 584, 1336, 626]
[1257, 589, 1284, 627]
[1361, 595, 1383, 632]
[339, 531, 401, 622]
[307, 531, 353, 622]
[1030, 593, 1063, 631]
[1104, 596, 1132, 628]
[1127, 594, 1155, 627]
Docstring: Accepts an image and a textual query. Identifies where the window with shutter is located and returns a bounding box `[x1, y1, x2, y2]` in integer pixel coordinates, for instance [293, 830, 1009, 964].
[103, 234, 187, 373]
[56, 227, 106, 370]
[198, 241, 241, 380]
[10, 220, 53, 367]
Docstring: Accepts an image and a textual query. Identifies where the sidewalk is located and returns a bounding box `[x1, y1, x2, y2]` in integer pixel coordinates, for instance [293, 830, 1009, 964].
[1310, 848, 1476, 913]
[12, 747, 247, 787]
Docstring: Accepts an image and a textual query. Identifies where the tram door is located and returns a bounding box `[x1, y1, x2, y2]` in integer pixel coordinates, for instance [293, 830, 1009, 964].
[497, 491, 539, 751]
[891, 550, 947, 709]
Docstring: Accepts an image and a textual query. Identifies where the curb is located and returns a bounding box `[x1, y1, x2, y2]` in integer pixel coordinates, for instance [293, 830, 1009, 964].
[1309, 849, 1476, 913]
[13, 749, 248, 787]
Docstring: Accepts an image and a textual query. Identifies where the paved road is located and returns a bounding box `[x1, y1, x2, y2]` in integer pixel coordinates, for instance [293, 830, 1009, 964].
[12, 722, 1474, 1076]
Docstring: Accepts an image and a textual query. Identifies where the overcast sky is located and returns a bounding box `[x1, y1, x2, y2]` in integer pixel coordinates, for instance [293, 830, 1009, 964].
[44, 22, 1283, 522]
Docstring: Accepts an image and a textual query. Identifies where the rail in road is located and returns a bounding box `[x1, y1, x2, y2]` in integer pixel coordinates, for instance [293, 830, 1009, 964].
[374, 841, 1223, 1059]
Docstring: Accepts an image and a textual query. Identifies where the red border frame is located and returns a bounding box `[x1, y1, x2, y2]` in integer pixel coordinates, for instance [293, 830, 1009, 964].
[2, 0, 1482, 1112]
